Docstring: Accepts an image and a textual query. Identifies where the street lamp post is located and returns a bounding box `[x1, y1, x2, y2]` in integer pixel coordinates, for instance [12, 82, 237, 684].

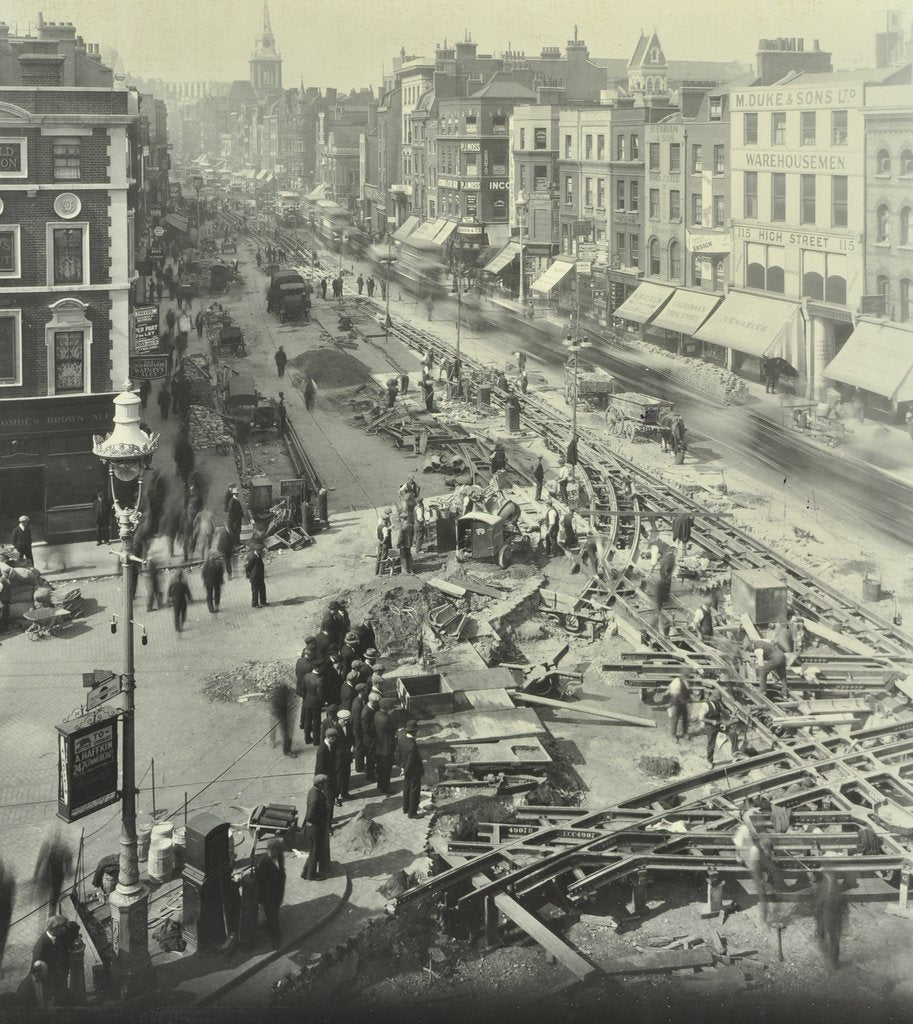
[516, 190, 528, 307]
[336, 230, 346, 305]
[191, 174, 203, 245]
[562, 332, 592, 467]
[92, 383, 159, 992]
[380, 214, 397, 342]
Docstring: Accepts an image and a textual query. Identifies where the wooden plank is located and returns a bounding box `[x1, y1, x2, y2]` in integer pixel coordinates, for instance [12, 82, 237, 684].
[418, 707, 546, 745]
[589, 947, 714, 976]
[494, 892, 598, 981]
[803, 618, 879, 657]
[428, 577, 468, 599]
[739, 613, 762, 643]
[433, 845, 597, 982]
[511, 691, 656, 729]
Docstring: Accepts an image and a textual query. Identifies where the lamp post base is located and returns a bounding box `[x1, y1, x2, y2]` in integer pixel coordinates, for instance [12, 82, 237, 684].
[108, 883, 154, 997]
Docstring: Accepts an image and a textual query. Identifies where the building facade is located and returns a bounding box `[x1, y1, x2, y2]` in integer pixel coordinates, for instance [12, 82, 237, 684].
[0, 27, 140, 542]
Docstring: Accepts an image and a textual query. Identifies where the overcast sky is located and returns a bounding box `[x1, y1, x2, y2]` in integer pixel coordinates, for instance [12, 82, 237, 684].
[3, 0, 892, 90]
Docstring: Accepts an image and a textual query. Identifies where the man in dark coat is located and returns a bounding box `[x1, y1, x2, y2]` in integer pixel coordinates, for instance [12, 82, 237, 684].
[321, 601, 346, 648]
[216, 527, 235, 579]
[201, 553, 225, 613]
[254, 839, 286, 947]
[313, 731, 338, 820]
[356, 618, 377, 652]
[245, 545, 267, 608]
[12, 516, 33, 564]
[157, 382, 171, 421]
[274, 346, 288, 378]
[350, 683, 370, 774]
[311, 623, 334, 663]
[302, 776, 331, 880]
[226, 486, 244, 544]
[31, 915, 71, 999]
[333, 709, 353, 801]
[299, 664, 324, 746]
[361, 691, 380, 784]
[490, 443, 507, 476]
[92, 491, 112, 546]
[173, 429, 195, 488]
[398, 721, 425, 818]
[338, 671, 358, 712]
[373, 700, 396, 795]
[295, 638, 316, 692]
[167, 569, 191, 632]
[0, 568, 10, 634]
[324, 652, 344, 707]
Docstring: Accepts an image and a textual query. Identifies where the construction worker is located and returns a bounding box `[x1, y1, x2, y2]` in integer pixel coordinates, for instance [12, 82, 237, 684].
[544, 501, 560, 557]
[665, 672, 690, 741]
[557, 459, 573, 504]
[375, 509, 393, 575]
[691, 597, 716, 641]
[698, 691, 726, 766]
[533, 456, 545, 501]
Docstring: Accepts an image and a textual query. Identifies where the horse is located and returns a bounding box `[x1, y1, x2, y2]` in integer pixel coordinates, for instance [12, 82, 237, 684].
[658, 410, 687, 455]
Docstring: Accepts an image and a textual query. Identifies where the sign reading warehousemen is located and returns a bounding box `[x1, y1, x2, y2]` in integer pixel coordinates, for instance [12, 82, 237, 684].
[57, 716, 119, 822]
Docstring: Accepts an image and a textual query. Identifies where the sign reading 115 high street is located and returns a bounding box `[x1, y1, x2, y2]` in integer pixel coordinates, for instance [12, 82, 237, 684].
[57, 714, 119, 822]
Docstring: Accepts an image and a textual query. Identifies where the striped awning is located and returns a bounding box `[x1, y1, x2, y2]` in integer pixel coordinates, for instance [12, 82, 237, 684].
[531, 258, 574, 294]
[483, 241, 521, 275]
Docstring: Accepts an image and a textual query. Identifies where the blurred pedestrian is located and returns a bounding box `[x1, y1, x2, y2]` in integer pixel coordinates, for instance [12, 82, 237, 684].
[366, 275, 375, 297]
[380, 278, 387, 300]
[254, 839, 286, 947]
[334, 709, 353, 801]
[373, 699, 395, 794]
[274, 345, 288, 379]
[195, 310, 204, 338]
[666, 672, 690, 741]
[138, 378, 151, 411]
[216, 527, 235, 579]
[0, 567, 10, 634]
[201, 553, 224, 613]
[0, 859, 15, 969]
[815, 869, 847, 969]
[192, 508, 215, 559]
[15, 960, 52, 1009]
[533, 456, 544, 501]
[269, 684, 296, 758]
[303, 376, 316, 411]
[356, 274, 364, 295]
[173, 429, 194, 488]
[245, 544, 267, 608]
[397, 515, 414, 574]
[32, 835, 72, 916]
[155, 380, 169, 419]
[144, 556, 164, 612]
[167, 569, 191, 632]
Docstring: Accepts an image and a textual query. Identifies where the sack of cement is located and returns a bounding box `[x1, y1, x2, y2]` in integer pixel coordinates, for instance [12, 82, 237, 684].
[33, 587, 53, 608]
[50, 586, 82, 614]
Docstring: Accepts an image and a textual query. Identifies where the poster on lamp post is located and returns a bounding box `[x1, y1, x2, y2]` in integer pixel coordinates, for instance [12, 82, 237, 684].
[56, 714, 119, 823]
[132, 305, 160, 354]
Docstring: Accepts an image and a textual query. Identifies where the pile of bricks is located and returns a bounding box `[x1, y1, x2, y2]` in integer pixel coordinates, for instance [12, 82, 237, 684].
[188, 404, 233, 451]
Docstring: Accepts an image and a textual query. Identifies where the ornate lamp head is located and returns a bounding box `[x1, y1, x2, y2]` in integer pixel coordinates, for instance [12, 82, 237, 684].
[93, 381, 159, 485]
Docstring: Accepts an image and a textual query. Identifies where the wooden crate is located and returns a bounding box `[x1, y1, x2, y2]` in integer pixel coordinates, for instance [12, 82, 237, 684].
[731, 568, 787, 625]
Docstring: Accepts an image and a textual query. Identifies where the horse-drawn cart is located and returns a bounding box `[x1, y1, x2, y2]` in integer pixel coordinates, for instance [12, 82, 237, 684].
[605, 391, 683, 451]
[565, 359, 614, 409]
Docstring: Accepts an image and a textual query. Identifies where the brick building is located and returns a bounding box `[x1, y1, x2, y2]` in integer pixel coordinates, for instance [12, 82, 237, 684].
[0, 20, 141, 542]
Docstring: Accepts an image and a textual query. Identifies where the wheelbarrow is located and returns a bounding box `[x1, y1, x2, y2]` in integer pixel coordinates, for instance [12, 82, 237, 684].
[23, 606, 72, 640]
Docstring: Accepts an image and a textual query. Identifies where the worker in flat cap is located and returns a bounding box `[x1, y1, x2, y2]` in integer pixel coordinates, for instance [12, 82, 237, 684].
[12, 515, 33, 565]
[334, 709, 353, 801]
[302, 775, 331, 881]
[375, 509, 393, 575]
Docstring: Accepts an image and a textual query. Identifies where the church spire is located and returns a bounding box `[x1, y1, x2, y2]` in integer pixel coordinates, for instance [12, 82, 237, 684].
[262, 0, 273, 38]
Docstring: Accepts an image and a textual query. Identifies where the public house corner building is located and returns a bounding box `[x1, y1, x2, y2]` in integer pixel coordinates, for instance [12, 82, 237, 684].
[0, 19, 139, 543]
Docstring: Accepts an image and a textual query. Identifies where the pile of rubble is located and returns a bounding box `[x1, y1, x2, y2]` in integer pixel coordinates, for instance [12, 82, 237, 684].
[629, 339, 749, 405]
[202, 659, 291, 702]
[188, 404, 233, 451]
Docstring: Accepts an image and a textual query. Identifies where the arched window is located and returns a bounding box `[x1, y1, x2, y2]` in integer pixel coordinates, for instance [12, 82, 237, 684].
[901, 206, 911, 246]
[649, 237, 660, 275]
[877, 275, 891, 315]
[669, 240, 681, 280]
[902, 149, 913, 176]
[766, 266, 785, 293]
[877, 204, 890, 243]
[877, 149, 891, 175]
[901, 279, 912, 322]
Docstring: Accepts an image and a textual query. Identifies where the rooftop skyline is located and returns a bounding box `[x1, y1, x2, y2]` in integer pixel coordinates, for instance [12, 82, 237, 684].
[1, 0, 896, 91]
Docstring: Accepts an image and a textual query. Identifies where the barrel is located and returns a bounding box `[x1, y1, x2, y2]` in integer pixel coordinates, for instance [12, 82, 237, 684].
[136, 822, 153, 862]
[477, 386, 491, 409]
[148, 821, 175, 883]
[863, 575, 882, 602]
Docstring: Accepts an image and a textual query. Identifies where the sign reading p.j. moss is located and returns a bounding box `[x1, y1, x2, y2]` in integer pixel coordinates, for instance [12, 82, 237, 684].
[57, 714, 119, 822]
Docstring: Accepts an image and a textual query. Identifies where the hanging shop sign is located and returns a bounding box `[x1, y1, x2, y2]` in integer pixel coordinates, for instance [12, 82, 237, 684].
[129, 353, 171, 380]
[132, 305, 160, 354]
[57, 713, 119, 823]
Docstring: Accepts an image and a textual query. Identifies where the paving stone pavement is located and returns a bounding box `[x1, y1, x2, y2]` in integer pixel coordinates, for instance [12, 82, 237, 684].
[0, 507, 377, 991]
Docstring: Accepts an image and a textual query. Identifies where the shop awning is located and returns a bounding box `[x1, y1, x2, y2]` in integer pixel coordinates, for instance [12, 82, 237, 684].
[262, 171, 275, 183]
[485, 223, 511, 249]
[165, 213, 189, 232]
[432, 219, 458, 245]
[694, 291, 802, 363]
[407, 218, 440, 243]
[613, 282, 675, 324]
[531, 258, 574, 294]
[483, 241, 521, 275]
[393, 215, 420, 241]
[823, 320, 913, 403]
[650, 289, 723, 335]
[305, 183, 326, 202]
[256, 170, 268, 181]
